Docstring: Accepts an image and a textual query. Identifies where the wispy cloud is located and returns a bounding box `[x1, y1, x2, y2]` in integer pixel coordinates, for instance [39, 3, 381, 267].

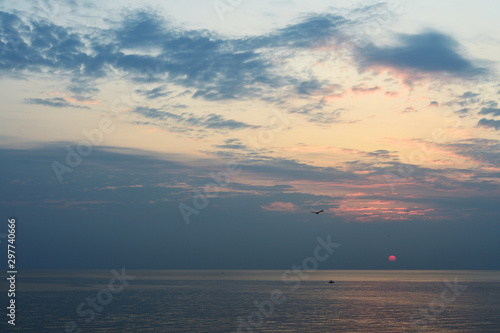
[133, 106, 258, 130]
[401, 106, 418, 113]
[351, 84, 381, 94]
[24, 97, 90, 109]
[214, 139, 247, 150]
[135, 86, 171, 100]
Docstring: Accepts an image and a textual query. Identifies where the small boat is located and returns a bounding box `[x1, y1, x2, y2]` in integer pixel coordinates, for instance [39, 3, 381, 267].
[328, 280, 334, 284]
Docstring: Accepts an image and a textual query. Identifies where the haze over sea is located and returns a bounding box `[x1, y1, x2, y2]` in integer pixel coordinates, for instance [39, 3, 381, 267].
[2, 270, 499, 332]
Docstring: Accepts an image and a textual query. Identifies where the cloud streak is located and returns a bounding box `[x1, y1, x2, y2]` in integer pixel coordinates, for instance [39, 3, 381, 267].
[24, 97, 90, 109]
[133, 107, 258, 130]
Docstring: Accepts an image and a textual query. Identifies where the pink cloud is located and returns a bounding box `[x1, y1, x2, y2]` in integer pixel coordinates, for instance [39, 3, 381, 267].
[345, 192, 367, 197]
[331, 196, 439, 222]
[261, 202, 298, 212]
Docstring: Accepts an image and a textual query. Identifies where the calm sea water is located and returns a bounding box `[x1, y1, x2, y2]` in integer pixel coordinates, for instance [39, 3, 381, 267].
[1, 270, 499, 332]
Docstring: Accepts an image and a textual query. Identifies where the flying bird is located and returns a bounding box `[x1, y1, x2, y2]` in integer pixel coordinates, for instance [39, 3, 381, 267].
[311, 210, 324, 214]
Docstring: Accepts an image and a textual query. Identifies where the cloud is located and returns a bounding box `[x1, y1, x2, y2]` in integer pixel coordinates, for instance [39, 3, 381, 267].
[261, 202, 298, 212]
[0, 11, 96, 76]
[67, 78, 100, 95]
[307, 109, 344, 124]
[356, 31, 485, 78]
[248, 13, 347, 49]
[366, 150, 397, 159]
[201, 114, 257, 129]
[214, 139, 247, 150]
[135, 86, 171, 99]
[401, 106, 418, 113]
[0, 10, 274, 100]
[455, 108, 470, 116]
[133, 106, 257, 130]
[478, 118, 500, 130]
[133, 106, 177, 120]
[429, 101, 439, 107]
[2, 142, 499, 226]
[288, 102, 346, 124]
[436, 138, 500, 169]
[0, 6, 492, 124]
[0, 8, 392, 106]
[444, 91, 483, 109]
[479, 107, 500, 117]
[112, 11, 280, 100]
[459, 91, 480, 99]
[296, 79, 325, 95]
[283, 145, 397, 161]
[115, 11, 169, 49]
[483, 100, 498, 108]
[351, 84, 381, 94]
[24, 97, 90, 109]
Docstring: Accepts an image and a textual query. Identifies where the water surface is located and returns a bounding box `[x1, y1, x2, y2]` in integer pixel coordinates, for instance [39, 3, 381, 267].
[2, 270, 499, 332]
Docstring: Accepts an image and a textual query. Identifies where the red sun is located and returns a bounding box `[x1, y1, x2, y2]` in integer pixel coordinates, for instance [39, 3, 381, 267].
[388, 255, 397, 262]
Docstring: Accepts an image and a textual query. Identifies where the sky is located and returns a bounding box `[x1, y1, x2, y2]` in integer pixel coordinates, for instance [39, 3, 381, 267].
[0, 0, 499, 270]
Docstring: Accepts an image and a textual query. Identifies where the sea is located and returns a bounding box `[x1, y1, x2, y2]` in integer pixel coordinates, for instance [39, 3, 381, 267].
[1, 270, 500, 332]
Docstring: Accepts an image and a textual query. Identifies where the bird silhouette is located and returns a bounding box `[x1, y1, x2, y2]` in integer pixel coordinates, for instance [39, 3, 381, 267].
[311, 210, 324, 214]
